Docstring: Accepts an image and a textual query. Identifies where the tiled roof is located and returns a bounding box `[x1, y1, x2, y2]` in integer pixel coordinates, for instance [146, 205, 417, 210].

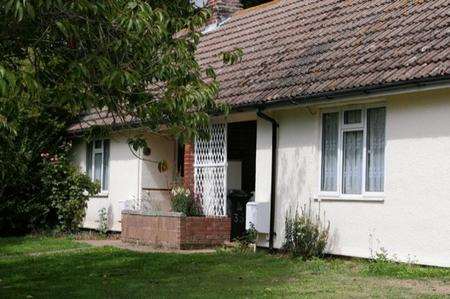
[68, 110, 137, 133]
[69, 0, 450, 133]
[197, 0, 450, 107]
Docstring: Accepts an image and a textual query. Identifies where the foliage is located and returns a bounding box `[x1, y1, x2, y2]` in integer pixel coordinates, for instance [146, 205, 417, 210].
[244, 222, 257, 244]
[0, 92, 70, 234]
[170, 186, 203, 216]
[232, 223, 257, 252]
[39, 149, 99, 232]
[0, 0, 235, 145]
[0, 1, 237, 234]
[283, 203, 330, 259]
[97, 208, 109, 235]
[220, 48, 243, 65]
[0, 98, 97, 234]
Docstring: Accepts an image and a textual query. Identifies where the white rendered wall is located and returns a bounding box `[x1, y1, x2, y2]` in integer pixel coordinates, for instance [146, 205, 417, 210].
[255, 118, 273, 204]
[254, 88, 450, 267]
[140, 133, 176, 212]
[72, 132, 140, 231]
[72, 131, 177, 231]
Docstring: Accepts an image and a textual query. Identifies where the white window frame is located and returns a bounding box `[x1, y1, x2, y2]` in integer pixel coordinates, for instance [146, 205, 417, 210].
[89, 139, 109, 193]
[318, 104, 386, 201]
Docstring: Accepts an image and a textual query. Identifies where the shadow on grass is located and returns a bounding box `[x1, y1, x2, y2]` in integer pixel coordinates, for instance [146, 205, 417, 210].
[1, 246, 449, 298]
[0, 248, 342, 298]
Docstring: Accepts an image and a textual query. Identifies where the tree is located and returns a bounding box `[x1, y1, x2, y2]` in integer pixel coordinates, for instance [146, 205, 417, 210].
[0, 0, 232, 138]
[0, 0, 240, 234]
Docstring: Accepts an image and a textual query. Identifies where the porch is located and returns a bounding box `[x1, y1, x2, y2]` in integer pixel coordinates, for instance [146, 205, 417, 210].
[123, 114, 258, 248]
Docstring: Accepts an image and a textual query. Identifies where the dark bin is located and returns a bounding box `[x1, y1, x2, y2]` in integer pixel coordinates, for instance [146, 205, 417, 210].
[227, 190, 252, 240]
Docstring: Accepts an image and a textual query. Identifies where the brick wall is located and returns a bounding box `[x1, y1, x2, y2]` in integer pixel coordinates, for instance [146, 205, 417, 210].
[121, 211, 231, 249]
[180, 216, 231, 249]
[183, 143, 195, 192]
[207, 0, 242, 24]
[121, 213, 182, 248]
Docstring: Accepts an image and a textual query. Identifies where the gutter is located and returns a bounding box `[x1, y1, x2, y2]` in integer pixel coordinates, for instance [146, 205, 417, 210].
[256, 108, 279, 251]
[228, 77, 450, 113]
[69, 77, 450, 136]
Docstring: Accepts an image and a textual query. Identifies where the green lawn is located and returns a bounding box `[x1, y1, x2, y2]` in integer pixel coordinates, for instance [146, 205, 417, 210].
[0, 236, 449, 298]
[0, 235, 90, 257]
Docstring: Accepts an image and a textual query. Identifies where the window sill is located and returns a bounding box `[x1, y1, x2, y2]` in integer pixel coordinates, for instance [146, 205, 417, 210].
[314, 196, 384, 203]
[91, 192, 109, 198]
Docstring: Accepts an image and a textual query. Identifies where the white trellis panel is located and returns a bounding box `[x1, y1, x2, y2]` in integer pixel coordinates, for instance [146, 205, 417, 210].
[194, 123, 227, 216]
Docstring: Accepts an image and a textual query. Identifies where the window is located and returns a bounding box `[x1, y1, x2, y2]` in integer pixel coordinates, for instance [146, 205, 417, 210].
[320, 107, 386, 196]
[86, 139, 110, 192]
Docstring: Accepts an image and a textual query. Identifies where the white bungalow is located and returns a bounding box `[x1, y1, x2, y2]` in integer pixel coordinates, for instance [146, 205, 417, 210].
[70, 0, 450, 267]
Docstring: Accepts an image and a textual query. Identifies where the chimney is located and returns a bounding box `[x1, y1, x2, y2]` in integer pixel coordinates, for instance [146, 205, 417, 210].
[207, 0, 242, 25]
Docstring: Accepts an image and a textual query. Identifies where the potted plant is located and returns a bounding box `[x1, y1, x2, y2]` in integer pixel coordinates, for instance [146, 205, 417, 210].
[170, 186, 203, 217]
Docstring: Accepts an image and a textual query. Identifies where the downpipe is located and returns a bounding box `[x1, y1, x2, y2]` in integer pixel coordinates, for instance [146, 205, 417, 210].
[256, 108, 279, 251]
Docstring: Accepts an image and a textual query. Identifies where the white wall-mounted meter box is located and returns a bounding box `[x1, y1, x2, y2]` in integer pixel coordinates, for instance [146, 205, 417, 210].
[245, 202, 270, 234]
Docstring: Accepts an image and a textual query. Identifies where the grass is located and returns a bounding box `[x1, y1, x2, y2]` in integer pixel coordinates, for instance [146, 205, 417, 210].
[0, 235, 90, 257]
[0, 236, 449, 298]
[363, 258, 450, 280]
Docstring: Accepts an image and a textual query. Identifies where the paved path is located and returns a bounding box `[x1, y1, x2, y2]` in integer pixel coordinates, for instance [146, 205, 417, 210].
[77, 239, 217, 254]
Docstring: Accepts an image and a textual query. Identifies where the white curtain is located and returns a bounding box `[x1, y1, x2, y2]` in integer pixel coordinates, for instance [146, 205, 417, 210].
[366, 107, 386, 192]
[86, 142, 93, 178]
[342, 130, 363, 194]
[94, 153, 102, 183]
[102, 140, 110, 191]
[321, 113, 338, 191]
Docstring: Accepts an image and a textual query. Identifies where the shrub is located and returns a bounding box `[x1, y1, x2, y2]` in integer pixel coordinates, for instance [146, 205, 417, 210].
[170, 187, 203, 216]
[283, 203, 330, 259]
[40, 153, 99, 232]
[233, 223, 258, 253]
[0, 139, 98, 235]
[244, 223, 257, 244]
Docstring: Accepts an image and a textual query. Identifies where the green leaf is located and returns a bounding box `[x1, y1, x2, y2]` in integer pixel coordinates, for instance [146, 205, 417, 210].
[56, 21, 69, 38]
[127, 2, 137, 10]
[0, 0, 229, 233]
[205, 66, 216, 79]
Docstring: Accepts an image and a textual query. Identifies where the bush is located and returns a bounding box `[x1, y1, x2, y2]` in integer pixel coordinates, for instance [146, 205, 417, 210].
[0, 137, 98, 235]
[40, 152, 99, 232]
[0, 92, 98, 235]
[233, 223, 258, 253]
[283, 203, 330, 259]
[170, 187, 203, 216]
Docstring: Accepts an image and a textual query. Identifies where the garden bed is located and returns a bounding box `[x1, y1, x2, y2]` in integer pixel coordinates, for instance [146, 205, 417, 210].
[121, 210, 231, 249]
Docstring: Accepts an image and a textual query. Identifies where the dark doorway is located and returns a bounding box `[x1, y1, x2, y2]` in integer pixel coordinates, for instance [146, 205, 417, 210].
[227, 121, 256, 192]
[227, 121, 256, 240]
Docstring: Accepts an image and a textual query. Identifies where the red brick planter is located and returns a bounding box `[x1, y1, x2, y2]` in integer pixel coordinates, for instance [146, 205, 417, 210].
[121, 211, 231, 249]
